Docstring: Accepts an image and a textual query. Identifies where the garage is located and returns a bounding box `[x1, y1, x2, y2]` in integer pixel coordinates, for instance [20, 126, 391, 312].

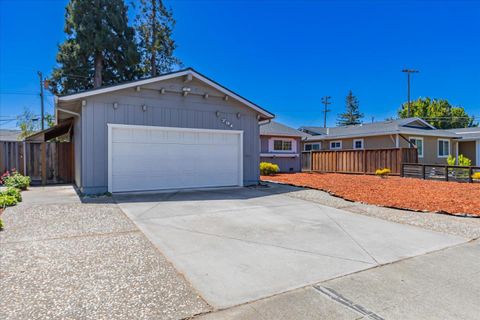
[108, 124, 243, 193]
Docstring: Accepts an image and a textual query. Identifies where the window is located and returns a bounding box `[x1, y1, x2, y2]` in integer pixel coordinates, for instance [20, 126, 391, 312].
[353, 139, 364, 149]
[304, 143, 321, 151]
[273, 139, 293, 151]
[330, 141, 342, 150]
[438, 139, 450, 158]
[409, 137, 424, 158]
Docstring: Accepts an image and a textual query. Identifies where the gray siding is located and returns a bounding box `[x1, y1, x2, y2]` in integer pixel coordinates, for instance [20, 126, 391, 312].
[260, 135, 301, 172]
[79, 77, 261, 193]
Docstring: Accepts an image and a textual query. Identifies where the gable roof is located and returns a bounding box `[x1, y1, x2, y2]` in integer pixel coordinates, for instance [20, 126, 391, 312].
[56, 68, 274, 119]
[303, 117, 458, 141]
[260, 121, 309, 138]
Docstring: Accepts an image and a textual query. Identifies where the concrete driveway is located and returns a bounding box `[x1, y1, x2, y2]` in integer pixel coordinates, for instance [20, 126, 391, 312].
[115, 186, 467, 308]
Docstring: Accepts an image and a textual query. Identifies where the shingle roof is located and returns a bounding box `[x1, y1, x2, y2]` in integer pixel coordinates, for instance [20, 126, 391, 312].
[447, 127, 480, 140]
[0, 129, 21, 141]
[260, 121, 309, 138]
[302, 118, 458, 141]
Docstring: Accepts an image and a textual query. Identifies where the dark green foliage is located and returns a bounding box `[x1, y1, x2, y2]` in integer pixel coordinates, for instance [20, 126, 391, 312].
[49, 0, 140, 94]
[135, 0, 182, 76]
[398, 97, 477, 129]
[337, 90, 364, 126]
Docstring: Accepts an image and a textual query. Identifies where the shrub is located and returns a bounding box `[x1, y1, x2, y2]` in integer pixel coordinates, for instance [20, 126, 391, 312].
[472, 172, 480, 180]
[3, 172, 30, 190]
[0, 187, 22, 202]
[260, 162, 280, 176]
[0, 217, 3, 230]
[375, 168, 391, 178]
[0, 195, 18, 208]
[447, 154, 472, 167]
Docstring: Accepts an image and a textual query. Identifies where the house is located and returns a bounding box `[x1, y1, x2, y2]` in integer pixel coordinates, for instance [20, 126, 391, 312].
[0, 129, 21, 142]
[300, 118, 459, 164]
[447, 127, 480, 166]
[259, 121, 308, 172]
[52, 68, 274, 194]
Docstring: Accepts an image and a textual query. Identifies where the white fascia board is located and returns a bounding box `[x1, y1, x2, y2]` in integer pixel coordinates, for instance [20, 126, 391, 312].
[57, 69, 274, 119]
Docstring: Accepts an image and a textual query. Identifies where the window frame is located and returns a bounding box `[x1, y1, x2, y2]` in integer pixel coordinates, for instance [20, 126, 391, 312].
[409, 137, 424, 158]
[330, 141, 342, 150]
[268, 137, 296, 153]
[304, 143, 321, 151]
[437, 139, 450, 158]
[353, 139, 364, 150]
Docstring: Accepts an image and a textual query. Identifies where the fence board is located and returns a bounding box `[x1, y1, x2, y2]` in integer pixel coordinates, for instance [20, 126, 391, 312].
[302, 148, 417, 175]
[1, 141, 73, 184]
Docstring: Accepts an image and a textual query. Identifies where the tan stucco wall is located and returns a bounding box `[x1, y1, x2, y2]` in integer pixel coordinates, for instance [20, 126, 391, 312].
[303, 134, 457, 165]
[458, 141, 476, 165]
[399, 135, 454, 164]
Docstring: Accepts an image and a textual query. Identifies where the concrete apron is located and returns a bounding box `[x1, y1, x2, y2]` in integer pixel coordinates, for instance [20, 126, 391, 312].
[114, 187, 467, 309]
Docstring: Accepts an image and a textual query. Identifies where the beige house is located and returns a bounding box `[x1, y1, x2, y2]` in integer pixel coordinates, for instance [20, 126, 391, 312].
[300, 118, 461, 165]
[447, 127, 480, 166]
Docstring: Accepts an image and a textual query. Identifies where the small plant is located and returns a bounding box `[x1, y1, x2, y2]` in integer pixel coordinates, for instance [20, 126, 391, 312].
[260, 162, 280, 176]
[447, 154, 472, 167]
[472, 172, 480, 180]
[0, 187, 22, 202]
[0, 195, 18, 207]
[0, 217, 4, 230]
[3, 170, 31, 190]
[375, 168, 391, 178]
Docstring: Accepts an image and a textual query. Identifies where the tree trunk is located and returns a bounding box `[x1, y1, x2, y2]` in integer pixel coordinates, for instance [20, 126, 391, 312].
[150, 0, 157, 77]
[94, 51, 103, 88]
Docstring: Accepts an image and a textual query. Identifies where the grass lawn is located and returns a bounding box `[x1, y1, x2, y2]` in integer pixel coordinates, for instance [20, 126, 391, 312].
[262, 173, 480, 217]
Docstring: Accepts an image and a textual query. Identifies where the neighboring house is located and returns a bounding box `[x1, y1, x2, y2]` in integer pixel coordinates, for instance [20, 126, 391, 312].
[299, 118, 459, 164]
[447, 127, 480, 166]
[259, 121, 309, 172]
[0, 129, 22, 141]
[53, 68, 274, 194]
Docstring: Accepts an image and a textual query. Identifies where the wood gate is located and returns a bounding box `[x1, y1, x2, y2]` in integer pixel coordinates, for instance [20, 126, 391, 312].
[1, 141, 73, 185]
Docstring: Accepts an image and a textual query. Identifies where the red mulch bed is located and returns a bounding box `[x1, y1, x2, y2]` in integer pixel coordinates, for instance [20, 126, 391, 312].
[261, 173, 480, 217]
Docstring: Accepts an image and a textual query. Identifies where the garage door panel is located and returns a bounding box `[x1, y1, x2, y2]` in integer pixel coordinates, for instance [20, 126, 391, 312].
[109, 125, 242, 192]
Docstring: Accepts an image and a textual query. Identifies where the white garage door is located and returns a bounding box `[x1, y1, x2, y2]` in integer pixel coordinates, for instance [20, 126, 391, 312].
[108, 124, 243, 193]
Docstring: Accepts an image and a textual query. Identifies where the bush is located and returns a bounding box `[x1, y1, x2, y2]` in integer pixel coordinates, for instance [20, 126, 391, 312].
[3, 171, 30, 190]
[447, 154, 472, 166]
[375, 168, 391, 178]
[260, 162, 280, 176]
[472, 172, 480, 180]
[0, 217, 3, 230]
[0, 195, 18, 208]
[0, 187, 22, 202]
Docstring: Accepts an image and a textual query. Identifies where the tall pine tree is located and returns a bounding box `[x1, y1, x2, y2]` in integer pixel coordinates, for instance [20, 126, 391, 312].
[135, 0, 181, 77]
[337, 90, 364, 126]
[49, 0, 140, 94]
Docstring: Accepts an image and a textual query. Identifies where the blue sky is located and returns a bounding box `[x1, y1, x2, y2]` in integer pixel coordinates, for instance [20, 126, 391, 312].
[1, 0, 479, 129]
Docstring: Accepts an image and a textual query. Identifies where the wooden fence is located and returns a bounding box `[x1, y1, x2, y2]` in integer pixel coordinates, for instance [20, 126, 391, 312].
[302, 148, 418, 175]
[402, 163, 480, 183]
[1, 141, 73, 185]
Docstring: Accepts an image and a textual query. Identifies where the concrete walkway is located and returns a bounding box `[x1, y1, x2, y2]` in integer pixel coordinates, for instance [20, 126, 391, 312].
[0, 186, 210, 320]
[115, 186, 468, 308]
[197, 239, 480, 320]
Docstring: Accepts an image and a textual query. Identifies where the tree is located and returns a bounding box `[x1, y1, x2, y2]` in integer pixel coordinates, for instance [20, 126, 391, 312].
[16, 109, 55, 140]
[49, 0, 140, 94]
[337, 90, 364, 126]
[135, 0, 181, 77]
[398, 97, 477, 129]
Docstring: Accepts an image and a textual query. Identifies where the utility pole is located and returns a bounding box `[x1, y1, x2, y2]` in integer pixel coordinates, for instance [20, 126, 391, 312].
[38, 71, 45, 130]
[401, 69, 419, 118]
[321, 96, 331, 128]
